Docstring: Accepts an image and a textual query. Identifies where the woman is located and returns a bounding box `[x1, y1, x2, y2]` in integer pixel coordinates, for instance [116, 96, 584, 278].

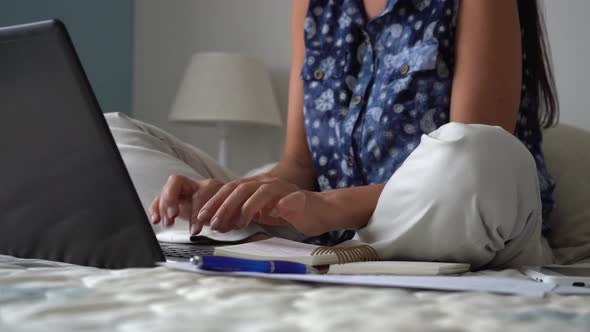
[149, 0, 558, 269]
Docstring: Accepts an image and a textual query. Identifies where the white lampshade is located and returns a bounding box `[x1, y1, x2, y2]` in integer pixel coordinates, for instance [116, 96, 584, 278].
[169, 52, 283, 127]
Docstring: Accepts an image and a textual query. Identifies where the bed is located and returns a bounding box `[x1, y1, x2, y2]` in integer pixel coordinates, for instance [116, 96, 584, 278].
[1, 113, 589, 331]
[1, 255, 589, 332]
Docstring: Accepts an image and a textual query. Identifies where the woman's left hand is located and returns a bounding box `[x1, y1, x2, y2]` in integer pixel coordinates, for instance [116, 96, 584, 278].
[196, 174, 301, 233]
[198, 174, 339, 236]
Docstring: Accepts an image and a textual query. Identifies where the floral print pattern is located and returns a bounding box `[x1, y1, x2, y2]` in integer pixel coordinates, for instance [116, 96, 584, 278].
[301, 0, 555, 244]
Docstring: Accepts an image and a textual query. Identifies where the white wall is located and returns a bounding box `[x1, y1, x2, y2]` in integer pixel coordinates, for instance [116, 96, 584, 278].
[545, 0, 590, 130]
[134, 0, 291, 175]
[134, 0, 590, 174]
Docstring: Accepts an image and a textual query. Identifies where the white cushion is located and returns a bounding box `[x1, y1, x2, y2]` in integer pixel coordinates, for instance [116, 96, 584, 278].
[544, 124, 590, 263]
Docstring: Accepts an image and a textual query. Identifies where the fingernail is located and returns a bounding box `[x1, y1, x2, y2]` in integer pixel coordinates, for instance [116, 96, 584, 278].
[197, 209, 209, 222]
[210, 217, 220, 231]
[163, 216, 170, 227]
[239, 216, 249, 228]
[270, 208, 280, 218]
[190, 223, 198, 235]
[167, 206, 178, 219]
[149, 213, 156, 223]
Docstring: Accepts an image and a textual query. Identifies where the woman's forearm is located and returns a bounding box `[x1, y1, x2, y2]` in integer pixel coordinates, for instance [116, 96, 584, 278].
[322, 183, 385, 230]
[271, 182, 386, 236]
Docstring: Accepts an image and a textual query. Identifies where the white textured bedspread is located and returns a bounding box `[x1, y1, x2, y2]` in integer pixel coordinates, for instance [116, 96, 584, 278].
[1, 255, 589, 332]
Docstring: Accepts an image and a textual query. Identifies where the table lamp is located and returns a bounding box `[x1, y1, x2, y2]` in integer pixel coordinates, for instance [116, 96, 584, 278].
[169, 52, 283, 168]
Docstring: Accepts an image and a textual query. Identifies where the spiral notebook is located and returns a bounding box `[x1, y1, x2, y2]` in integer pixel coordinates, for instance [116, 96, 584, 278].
[213, 237, 471, 275]
[213, 237, 380, 266]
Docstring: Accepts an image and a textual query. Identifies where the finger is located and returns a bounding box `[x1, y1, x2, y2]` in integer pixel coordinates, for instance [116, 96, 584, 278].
[197, 180, 241, 226]
[148, 196, 161, 224]
[226, 210, 251, 231]
[189, 181, 224, 235]
[178, 201, 193, 221]
[210, 182, 260, 233]
[256, 213, 290, 226]
[160, 175, 195, 227]
[241, 184, 280, 222]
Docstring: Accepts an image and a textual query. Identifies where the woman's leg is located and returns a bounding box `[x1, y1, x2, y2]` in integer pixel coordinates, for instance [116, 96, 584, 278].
[356, 122, 554, 269]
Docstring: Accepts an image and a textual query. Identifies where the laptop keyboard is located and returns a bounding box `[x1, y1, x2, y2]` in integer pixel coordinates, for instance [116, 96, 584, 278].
[160, 243, 215, 258]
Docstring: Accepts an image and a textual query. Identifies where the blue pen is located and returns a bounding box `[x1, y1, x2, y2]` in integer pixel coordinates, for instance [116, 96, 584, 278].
[190, 255, 314, 274]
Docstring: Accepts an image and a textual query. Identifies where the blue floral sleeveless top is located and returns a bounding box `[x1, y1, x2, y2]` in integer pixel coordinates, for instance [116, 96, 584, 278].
[301, 0, 555, 242]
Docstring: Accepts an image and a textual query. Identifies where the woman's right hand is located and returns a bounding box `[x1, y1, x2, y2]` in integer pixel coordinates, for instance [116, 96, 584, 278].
[148, 175, 224, 235]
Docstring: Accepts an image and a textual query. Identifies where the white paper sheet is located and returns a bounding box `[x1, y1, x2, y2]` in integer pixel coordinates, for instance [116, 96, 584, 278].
[161, 261, 558, 297]
[552, 285, 590, 295]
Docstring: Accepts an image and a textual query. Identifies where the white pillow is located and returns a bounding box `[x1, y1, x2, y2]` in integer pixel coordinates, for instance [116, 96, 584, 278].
[104, 113, 233, 232]
[543, 124, 590, 263]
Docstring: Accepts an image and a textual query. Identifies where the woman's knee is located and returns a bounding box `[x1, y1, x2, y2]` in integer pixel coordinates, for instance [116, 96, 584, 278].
[425, 122, 541, 230]
[425, 123, 538, 194]
[360, 123, 542, 267]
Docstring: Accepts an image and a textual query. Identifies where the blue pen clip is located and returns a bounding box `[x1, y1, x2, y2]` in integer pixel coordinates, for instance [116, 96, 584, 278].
[190, 255, 314, 274]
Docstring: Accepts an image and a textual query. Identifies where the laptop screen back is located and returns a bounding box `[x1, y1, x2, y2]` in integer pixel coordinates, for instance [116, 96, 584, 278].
[0, 20, 164, 268]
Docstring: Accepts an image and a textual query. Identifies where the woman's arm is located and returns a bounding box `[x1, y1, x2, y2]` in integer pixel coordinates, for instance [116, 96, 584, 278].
[275, 184, 385, 236]
[450, 0, 522, 132]
[265, 0, 316, 191]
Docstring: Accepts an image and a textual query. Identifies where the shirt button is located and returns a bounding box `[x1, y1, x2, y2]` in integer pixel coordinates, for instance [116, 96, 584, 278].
[352, 95, 362, 105]
[347, 155, 354, 167]
[400, 64, 410, 76]
[314, 69, 325, 80]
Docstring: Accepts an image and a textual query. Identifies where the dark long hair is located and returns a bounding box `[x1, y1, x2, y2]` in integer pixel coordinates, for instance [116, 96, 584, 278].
[518, 0, 559, 128]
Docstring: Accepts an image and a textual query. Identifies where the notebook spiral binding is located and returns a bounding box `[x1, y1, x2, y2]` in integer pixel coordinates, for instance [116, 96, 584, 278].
[311, 245, 379, 264]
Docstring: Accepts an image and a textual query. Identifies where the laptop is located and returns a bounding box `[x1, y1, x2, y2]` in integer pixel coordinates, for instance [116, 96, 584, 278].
[0, 20, 216, 268]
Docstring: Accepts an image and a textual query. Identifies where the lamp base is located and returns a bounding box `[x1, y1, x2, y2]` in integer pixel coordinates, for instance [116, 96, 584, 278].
[218, 123, 228, 168]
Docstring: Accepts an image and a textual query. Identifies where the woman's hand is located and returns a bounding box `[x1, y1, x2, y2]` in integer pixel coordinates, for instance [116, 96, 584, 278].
[148, 175, 224, 234]
[195, 175, 300, 234]
[194, 176, 385, 237]
[149, 174, 302, 235]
